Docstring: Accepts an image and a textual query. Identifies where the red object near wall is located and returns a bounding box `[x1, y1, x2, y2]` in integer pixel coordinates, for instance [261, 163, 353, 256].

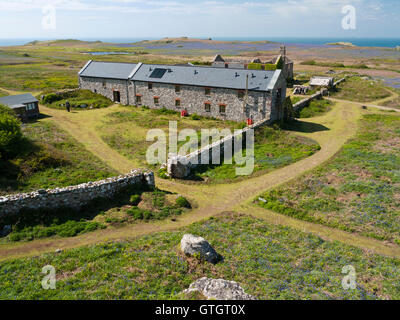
[247, 118, 253, 126]
[181, 110, 188, 117]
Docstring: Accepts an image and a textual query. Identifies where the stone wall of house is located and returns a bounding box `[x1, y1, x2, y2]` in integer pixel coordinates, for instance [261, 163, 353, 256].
[167, 118, 272, 179]
[79, 77, 132, 105]
[134, 81, 273, 122]
[0, 170, 155, 218]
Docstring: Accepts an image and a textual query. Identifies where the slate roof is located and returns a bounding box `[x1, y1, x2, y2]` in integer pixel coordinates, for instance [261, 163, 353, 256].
[79, 61, 138, 80]
[79, 61, 282, 92]
[0, 93, 38, 108]
[132, 64, 280, 92]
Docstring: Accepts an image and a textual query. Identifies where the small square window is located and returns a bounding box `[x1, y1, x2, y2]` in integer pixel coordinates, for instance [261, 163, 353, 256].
[136, 95, 142, 104]
[175, 85, 181, 93]
[102, 81, 106, 88]
[219, 104, 226, 114]
[205, 103, 211, 112]
[148, 83, 153, 90]
[154, 97, 159, 105]
[205, 88, 211, 96]
[238, 90, 245, 99]
[175, 99, 181, 107]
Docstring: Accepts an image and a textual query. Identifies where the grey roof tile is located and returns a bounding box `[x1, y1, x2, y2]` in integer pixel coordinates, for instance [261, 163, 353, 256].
[131, 64, 278, 91]
[80, 61, 138, 80]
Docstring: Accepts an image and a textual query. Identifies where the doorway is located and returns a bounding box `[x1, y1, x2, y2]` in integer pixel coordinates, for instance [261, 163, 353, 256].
[113, 91, 121, 103]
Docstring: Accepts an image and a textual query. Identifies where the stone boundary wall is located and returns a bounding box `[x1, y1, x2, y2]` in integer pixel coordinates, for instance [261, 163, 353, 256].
[167, 119, 272, 179]
[293, 77, 346, 114]
[0, 170, 155, 218]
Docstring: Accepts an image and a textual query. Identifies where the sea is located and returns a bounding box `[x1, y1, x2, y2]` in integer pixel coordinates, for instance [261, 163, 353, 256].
[0, 37, 400, 48]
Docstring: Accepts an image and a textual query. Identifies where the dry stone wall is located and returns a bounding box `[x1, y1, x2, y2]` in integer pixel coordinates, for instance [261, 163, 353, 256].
[0, 170, 155, 218]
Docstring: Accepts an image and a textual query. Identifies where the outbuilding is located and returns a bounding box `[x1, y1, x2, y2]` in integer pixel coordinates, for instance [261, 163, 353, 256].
[0, 93, 39, 121]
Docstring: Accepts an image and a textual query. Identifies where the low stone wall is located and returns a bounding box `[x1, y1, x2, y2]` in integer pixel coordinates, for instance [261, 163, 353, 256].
[293, 91, 324, 113]
[0, 170, 155, 218]
[167, 119, 271, 179]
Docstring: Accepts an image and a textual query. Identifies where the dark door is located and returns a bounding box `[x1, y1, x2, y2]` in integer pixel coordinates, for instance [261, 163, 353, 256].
[113, 91, 121, 103]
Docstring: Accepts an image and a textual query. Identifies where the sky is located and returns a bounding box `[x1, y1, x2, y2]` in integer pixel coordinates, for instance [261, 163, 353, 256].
[0, 0, 399, 39]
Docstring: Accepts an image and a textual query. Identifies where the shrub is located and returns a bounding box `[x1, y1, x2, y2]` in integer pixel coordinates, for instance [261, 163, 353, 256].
[43, 93, 61, 104]
[176, 196, 191, 208]
[130, 194, 141, 206]
[191, 114, 201, 120]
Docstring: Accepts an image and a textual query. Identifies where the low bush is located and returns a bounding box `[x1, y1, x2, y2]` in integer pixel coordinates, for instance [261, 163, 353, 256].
[176, 196, 191, 208]
[130, 194, 141, 206]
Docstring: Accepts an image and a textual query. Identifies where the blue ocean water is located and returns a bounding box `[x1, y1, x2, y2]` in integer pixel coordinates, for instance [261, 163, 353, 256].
[0, 37, 399, 48]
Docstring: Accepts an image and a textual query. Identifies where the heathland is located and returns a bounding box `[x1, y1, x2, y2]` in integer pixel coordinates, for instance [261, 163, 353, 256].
[0, 38, 400, 300]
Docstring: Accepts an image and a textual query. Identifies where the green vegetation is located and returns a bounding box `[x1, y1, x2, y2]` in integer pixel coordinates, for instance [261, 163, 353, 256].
[1, 213, 399, 300]
[299, 99, 333, 118]
[258, 114, 400, 244]
[192, 126, 320, 183]
[42, 90, 113, 110]
[332, 76, 390, 102]
[300, 60, 369, 69]
[0, 121, 117, 195]
[176, 196, 191, 208]
[0, 89, 8, 97]
[126, 189, 188, 222]
[0, 104, 23, 161]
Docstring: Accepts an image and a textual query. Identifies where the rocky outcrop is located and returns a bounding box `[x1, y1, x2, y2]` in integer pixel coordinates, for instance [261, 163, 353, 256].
[181, 234, 221, 264]
[183, 278, 257, 300]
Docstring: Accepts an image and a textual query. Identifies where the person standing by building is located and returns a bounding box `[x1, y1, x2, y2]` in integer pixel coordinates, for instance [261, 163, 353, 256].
[65, 101, 71, 112]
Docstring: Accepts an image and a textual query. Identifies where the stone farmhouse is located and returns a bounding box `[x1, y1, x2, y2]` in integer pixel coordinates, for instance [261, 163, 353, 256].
[79, 61, 287, 123]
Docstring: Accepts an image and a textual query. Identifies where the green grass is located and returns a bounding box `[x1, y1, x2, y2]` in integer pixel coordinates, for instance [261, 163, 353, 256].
[191, 126, 320, 183]
[0, 121, 117, 195]
[0, 89, 7, 97]
[332, 76, 391, 102]
[300, 60, 369, 69]
[1, 213, 399, 300]
[382, 94, 400, 109]
[299, 99, 333, 118]
[42, 90, 113, 110]
[257, 114, 400, 244]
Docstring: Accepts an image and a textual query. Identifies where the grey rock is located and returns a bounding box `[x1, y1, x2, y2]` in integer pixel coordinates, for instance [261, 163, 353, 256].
[55, 249, 63, 254]
[183, 277, 257, 300]
[181, 234, 221, 264]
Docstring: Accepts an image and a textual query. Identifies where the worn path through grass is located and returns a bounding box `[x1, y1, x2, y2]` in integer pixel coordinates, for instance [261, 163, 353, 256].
[2, 99, 400, 261]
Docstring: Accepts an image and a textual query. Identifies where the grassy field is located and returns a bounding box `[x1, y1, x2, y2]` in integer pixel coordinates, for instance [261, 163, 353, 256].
[0, 89, 7, 97]
[298, 99, 333, 118]
[257, 113, 400, 244]
[382, 93, 400, 109]
[0, 213, 399, 300]
[332, 76, 391, 102]
[42, 90, 114, 110]
[100, 106, 247, 168]
[191, 126, 320, 183]
[0, 121, 117, 195]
